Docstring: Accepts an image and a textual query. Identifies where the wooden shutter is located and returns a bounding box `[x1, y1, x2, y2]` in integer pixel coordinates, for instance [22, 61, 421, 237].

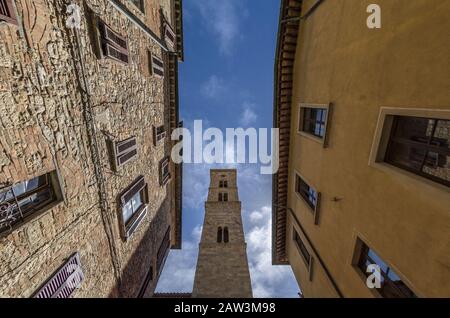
[151, 54, 164, 77]
[121, 175, 146, 205]
[159, 157, 170, 186]
[164, 23, 176, 50]
[114, 137, 138, 169]
[98, 20, 129, 63]
[156, 227, 171, 272]
[153, 125, 166, 145]
[34, 253, 84, 298]
[0, 0, 17, 25]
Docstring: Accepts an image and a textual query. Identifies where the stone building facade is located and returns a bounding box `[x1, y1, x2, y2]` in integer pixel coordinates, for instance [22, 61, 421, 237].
[192, 169, 253, 298]
[0, 0, 183, 297]
[273, 0, 450, 297]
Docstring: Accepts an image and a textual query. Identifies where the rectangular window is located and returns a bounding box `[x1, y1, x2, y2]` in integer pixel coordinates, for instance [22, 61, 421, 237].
[157, 227, 171, 273]
[34, 253, 84, 298]
[356, 240, 417, 298]
[298, 103, 332, 146]
[160, 157, 171, 186]
[164, 23, 176, 50]
[219, 180, 228, 188]
[153, 125, 166, 145]
[98, 20, 129, 64]
[150, 54, 164, 78]
[0, 0, 17, 25]
[295, 174, 320, 215]
[120, 176, 149, 239]
[218, 193, 228, 202]
[109, 137, 138, 171]
[384, 116, 449, 187]
[293, 229, 312, 270]
[0, 171, 62, 235]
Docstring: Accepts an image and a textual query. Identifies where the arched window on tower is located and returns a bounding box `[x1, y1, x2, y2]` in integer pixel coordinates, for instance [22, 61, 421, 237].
[224, 227, 229, 243]
[217, 227, 223, 243]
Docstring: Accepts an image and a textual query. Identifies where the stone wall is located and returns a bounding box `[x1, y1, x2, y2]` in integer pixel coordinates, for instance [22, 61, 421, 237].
[0, 0, 179, 297]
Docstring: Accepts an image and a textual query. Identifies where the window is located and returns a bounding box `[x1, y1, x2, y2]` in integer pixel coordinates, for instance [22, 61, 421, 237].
[153, 125, 166, 145]
[150, 54, 164, 78]
[157, 227, 171, 273]
[128, 0, 144, 13]
[34, 253, 84, 298]
[119, 176, 149, 239]
[164, 23, 176, 50]
[0, 171, 62, 235]
[219, 180, 228, 188]
[298, 103, 332, 145]
[295, 174, 320, 220]
[0, 0, 17, 25]
[384, 116, 449, 187]
[293, 229, 312, 271]
[98, 20, 129, 63]
[356, 240, 417, 298]
[218, 193, 228, 202]
[217, 227, 222, 243]
[160, 157, 171, 186]
[223, 227, 229, 243]
[109, 137, 138, 171]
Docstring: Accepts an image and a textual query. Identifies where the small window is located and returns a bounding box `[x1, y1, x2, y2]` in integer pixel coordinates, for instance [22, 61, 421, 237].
[295, 174, 320, 218]
[150, 54, 164, 78]
[298, 103, 332, 145]
[0, 0, 17, 25]
[98, 20, 129, 63]
[33, 253, 84, 298]
[164, 23, 176, 50]
[223, 227, 229, 243]
[219, 180, 228, 188]
[384, 116, 449, 187]
[355, 239, 417, 298]
[153, 125, 166, 145]
[119, 176, 149, 239]
[128, 0, 144, 13]
[109, 137, 138, 171]
[160, 157, 171, 186]
[293, 229, 312, 272]
[157, 227, 171, 273]
[218, 193, 228, 202]
[0, 171, 62, 235]
[217, 227, 222, 243]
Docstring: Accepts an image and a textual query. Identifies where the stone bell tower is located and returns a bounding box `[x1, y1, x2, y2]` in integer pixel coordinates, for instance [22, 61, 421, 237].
[192, 169, 253, 298]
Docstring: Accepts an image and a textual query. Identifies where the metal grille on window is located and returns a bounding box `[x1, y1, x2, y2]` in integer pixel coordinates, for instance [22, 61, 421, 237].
[34, 253, 84, 298]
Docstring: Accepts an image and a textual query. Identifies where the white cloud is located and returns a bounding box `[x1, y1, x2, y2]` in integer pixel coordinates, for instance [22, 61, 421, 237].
[240, 102, 258, 126]
[200, 75, 227, 99]
[194, 0, 245, 55]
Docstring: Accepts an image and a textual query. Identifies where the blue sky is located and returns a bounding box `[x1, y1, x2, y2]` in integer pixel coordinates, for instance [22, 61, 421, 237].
[156, 0, 299, 297]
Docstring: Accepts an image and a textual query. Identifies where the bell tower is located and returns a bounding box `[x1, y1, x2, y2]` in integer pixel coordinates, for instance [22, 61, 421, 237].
[192, 169, 253, 298]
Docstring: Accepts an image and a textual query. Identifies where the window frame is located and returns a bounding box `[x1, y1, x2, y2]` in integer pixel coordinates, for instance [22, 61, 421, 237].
[0, 171, 63, 236]
[294, 172, 321, 224]
[293, 228, 313, 280]
[109, 136, 138, 171]
[164, 22, 176, 51]
[0, 0, 18, 25]
[119, 176, 149, 240]
[97, 19, 129, 64]
[153, 125, 166, 146]
[127, 0, 145, 14]
[352, 237, 418, 298]
[369, 107, 450, 191]
[298, 103, 332, 147]
[150, 53, 164, 78]
[156, 226, 171, 273]
[159, 157, 171, 186]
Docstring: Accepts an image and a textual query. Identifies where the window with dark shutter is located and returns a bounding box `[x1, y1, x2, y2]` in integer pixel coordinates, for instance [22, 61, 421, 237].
[223, 227, 229, 243]
[217, 227, 222, 243]
[157, 227, 171, 273]
[34, 253, 84, 298]
[295, 173, 320, 221]
[164, 23, 176, 50]
[119, 176, 149, 240]
[0, 0, 17, 25]
[0, 171, 63, 235]
[153, 125, 166, 145]
[98, 20, 129, 64]
[293, 229, 312, 271]
[150, 54, 164, 77]
[109, 137, 138, 171]
[159, 157, 171, 186]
